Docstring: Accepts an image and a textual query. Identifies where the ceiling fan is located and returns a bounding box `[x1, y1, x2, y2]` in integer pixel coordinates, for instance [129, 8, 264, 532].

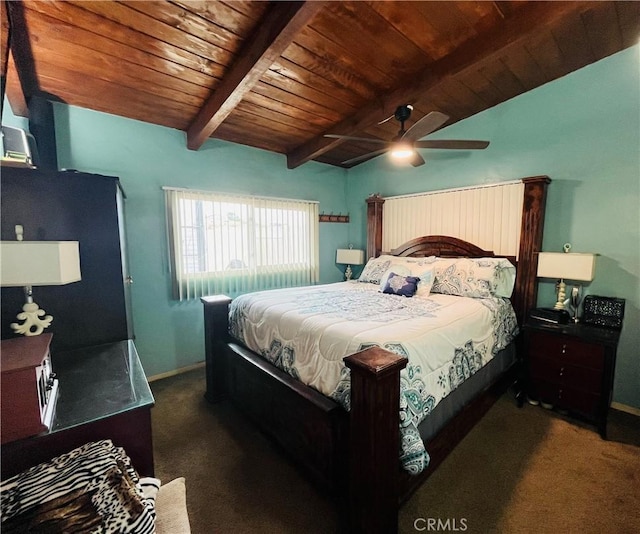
[324, 105, 489, 167]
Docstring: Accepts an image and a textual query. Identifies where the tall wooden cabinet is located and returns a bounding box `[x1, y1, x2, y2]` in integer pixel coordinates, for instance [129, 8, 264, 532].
[0, 166, 155, 477]
[0, 166, 133, 352]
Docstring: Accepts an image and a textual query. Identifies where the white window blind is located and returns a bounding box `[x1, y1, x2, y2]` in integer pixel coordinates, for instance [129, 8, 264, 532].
[382, 180, 525, 257]
[164, 188, 319, 300]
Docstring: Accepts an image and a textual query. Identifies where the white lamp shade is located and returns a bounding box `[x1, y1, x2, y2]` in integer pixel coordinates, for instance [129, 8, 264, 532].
[336, 248, 365, 265]
[0, 241, 82, 286]
[537, 252, 596, 282]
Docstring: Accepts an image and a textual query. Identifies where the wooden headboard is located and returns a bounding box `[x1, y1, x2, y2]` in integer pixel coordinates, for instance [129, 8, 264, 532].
[389, 235, 503, 260]
[366, 176, 551, 325]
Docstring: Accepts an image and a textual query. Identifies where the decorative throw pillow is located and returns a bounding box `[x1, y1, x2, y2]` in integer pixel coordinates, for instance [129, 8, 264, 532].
[379, 264, 411, 290]
[382, 272, 420, 297]
[155, 477, 191, 534]
[358, 255, 395, 284]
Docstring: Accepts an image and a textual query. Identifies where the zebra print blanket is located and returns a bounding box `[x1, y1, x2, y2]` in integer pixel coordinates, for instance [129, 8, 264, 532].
[1, 440, 156, 533]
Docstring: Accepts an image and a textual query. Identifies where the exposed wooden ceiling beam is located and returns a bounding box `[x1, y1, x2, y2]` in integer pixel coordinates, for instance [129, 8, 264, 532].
[5, 51, 28, 117]
[1, 0, 9, 110]
[4, 0, 38, 117]
[186, 0, 326, 151]
[286, 1, 586, 169]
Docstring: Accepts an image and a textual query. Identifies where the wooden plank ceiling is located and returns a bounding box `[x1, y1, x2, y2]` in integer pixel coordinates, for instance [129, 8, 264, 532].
[2, 1, 639, 169]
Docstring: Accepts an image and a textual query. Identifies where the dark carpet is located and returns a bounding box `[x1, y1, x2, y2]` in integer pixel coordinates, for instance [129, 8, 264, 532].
[150, 367, 640, 534]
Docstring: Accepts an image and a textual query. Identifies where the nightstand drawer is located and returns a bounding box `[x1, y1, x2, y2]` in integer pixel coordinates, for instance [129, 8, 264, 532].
[530, 380, 600, 418]
[557, 386, 600, 417]
[529, 331, 605, 370]
[529, 357, 603, 394]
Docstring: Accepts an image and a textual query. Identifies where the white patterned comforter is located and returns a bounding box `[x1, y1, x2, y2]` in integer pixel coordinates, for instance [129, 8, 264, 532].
[229, 281, 518, 474]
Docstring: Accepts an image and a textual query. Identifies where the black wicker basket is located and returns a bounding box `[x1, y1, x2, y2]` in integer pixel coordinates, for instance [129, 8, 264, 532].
[582, 295, 625, 329]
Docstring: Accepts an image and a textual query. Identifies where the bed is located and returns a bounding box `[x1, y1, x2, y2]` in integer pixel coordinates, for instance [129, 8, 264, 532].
[201, 176, 550, 533]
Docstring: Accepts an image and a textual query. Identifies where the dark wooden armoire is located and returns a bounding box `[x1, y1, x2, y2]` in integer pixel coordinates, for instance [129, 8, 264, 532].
[1, 166, 134, 352]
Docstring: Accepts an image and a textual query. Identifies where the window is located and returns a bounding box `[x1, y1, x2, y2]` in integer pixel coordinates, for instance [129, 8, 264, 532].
[164, 188, 319, 300]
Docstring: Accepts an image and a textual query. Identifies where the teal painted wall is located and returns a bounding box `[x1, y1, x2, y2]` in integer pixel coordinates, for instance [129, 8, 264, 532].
[2, 101, 348, 377]
[346, 45, 640, 409]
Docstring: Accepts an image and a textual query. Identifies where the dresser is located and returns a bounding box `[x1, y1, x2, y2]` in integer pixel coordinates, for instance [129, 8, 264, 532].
[1, 340, 155, 479]
[523, 320, 620, 438]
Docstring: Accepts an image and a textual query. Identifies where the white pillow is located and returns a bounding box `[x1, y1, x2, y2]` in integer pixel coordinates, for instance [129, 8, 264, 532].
[360, 255, 436, 284]
[430, 257, 516, 298]
[408, 266, 435, 298]
[385, 255, 436, 268]
[358, 255, 396, 284]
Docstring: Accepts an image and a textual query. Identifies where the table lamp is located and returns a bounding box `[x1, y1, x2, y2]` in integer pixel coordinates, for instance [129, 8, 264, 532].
[537, 245, 595, 322]
[1, 225, 82, 336]
[336, 246, 364, 281]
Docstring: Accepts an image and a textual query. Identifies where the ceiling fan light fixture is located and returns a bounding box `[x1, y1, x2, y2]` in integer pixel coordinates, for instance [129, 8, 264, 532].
[390, 142, 414, 160]
[331, 109, 488, 167]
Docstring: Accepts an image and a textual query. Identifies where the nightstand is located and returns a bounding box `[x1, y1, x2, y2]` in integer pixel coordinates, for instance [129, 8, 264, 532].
[523, 320, 620, 438]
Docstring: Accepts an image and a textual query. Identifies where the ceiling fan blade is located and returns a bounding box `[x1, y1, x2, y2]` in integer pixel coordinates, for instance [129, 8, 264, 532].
[324, 134, 389, 145]
[414, 140, 490, 149]
[403, 111, 450, 141]
[409, 152, 425, 167]
[342, 148, 389, 166]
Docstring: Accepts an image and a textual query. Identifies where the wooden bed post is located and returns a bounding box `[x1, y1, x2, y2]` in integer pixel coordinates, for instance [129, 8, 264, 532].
[201, 295, 232, 403]
[513, 176, 550, 324]
[366, 194, 385, 260]
[344, 347, 408, 534]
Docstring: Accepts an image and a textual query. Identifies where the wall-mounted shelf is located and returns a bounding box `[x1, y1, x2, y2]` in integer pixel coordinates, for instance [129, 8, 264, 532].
[319, 213, 349, 223]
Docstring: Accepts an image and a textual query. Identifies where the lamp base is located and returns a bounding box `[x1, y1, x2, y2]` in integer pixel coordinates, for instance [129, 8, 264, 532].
[553, 279, 567, 310]
[11, 301, 53, 336]
[344, 264, 353, 281]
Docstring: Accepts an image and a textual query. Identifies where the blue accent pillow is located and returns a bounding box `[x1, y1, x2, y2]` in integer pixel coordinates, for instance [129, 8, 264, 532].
[382, 272, 420, 297]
